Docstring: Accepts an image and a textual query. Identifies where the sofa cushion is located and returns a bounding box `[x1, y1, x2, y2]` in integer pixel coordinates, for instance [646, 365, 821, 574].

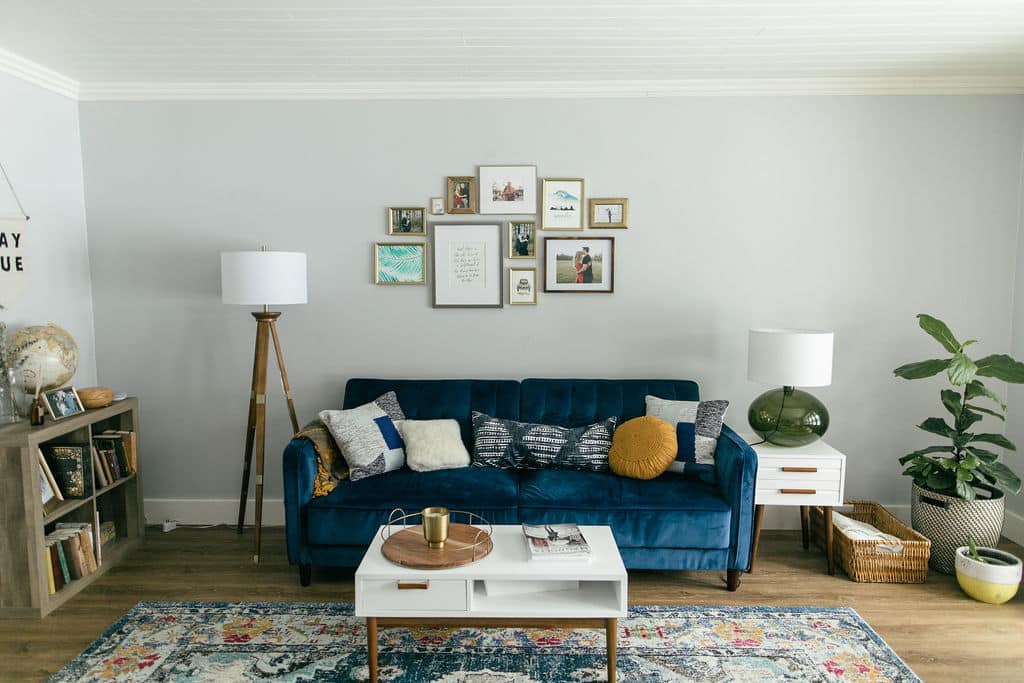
[399, 419, 471, 472]
[608, 416, 678, 480]
[520, 379, 699, 427]
[319, 401, 406, 482]
[306, 467, 520, 546]
[517, 469, 732, 549]
[645, 395, 729, 483]
[471, 411, 616, 471]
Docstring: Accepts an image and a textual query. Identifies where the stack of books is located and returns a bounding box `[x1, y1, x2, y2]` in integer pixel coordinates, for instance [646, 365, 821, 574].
[92, 430, 137, 487]
[43, 521, 99, 595]
[522, 523, 592, 561]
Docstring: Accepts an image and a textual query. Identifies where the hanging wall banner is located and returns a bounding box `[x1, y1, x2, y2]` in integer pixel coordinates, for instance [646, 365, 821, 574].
[0, 219, 29, 309]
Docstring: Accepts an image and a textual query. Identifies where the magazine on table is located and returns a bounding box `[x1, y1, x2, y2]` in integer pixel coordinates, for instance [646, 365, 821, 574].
[522, 523, 591, 560]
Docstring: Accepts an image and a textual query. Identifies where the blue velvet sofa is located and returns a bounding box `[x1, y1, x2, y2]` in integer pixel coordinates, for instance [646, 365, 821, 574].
[283, 378, 758, 590]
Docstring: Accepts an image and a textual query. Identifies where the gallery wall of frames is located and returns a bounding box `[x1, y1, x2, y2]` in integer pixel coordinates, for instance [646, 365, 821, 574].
[373, 164, 630, 308]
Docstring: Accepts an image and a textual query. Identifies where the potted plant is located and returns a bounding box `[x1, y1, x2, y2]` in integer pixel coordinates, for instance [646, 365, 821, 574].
[955, 537, 1021, 604]
[893, 314, 1023, 574]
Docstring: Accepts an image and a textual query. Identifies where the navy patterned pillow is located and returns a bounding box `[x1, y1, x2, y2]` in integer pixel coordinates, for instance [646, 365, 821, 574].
[471, 411, 617, 472]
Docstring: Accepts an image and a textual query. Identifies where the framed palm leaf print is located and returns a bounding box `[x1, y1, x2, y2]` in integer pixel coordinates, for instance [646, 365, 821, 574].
[374, 243, 426, 285]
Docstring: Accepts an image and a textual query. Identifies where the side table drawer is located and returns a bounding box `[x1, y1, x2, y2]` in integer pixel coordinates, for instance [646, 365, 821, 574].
[359, 578, 468, 613]
[756, 488, 843, 506]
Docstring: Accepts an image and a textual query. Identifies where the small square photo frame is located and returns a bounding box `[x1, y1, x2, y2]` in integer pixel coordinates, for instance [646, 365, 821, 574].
[589, 198, 629, 229]
[509, 267, 538, 305]
[430, 197, 445, 215]
[374, 242, 426, 285]
[446, 176, 477, 214]
[43, 386, 85, 420]
[508, 220, 536, 259]
[388, 207, 426, 235]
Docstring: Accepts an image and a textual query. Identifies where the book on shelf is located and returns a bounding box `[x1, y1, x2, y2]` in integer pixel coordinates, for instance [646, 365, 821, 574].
[56, 522, 98, 574]
[40, 443, 93, 499]
[53, 537, 71, 584]
[94, 510, 103, 566]
[98, 520, 117, 546]
[99, 430, 137, 474]
[37, 448, 64, 503]
[47, 543, 63, 592]
[521, 523, 592, 560]
[91, 445, 108, 488]
[93, 435, 127, 480]
[45, 546, 56, 595]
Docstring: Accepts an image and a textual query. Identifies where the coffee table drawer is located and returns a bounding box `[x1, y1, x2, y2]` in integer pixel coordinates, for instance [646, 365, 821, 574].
[359, 579, 468, 613]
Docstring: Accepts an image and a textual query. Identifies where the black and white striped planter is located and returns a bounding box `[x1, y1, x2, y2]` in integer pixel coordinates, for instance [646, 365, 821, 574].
[911, 483, 1005, 575]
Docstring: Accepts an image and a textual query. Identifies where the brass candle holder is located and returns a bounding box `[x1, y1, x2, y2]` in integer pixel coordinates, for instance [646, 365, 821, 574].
[421, 506, 450, 549]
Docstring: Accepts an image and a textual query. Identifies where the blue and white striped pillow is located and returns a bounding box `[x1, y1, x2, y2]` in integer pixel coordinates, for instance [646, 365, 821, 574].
[470, 411, 616, 472]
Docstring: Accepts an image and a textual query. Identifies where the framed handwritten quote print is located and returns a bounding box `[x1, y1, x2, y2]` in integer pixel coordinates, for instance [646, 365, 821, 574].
[432, 224, 503, 308]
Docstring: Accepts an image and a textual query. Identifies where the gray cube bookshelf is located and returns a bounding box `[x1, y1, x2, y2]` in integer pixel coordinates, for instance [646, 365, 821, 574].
[0, 398, 143, 618]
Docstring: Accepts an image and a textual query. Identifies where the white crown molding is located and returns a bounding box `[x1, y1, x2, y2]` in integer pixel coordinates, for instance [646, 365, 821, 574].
[79, 76, 1024, 101]
[0, 47, 79, 99]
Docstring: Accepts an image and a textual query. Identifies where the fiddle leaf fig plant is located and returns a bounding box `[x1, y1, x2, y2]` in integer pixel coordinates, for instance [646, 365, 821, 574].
[893, 314, 1023, 501]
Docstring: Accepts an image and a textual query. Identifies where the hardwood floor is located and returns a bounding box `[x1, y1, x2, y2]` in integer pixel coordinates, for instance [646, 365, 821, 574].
[1, 526, 1021, 681]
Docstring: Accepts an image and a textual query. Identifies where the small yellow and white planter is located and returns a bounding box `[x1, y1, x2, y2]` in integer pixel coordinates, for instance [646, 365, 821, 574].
[954, 546, 1022, 604]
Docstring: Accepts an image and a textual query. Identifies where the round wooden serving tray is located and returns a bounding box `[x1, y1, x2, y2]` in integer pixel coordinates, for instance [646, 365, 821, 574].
[381, 523, 493, 569]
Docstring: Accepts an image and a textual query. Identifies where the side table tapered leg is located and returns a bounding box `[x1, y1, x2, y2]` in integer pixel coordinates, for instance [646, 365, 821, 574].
[749, 504, 765, 572]
[367, 617, 378, 683]
[800, 505, 810, 550]
[606, 617, 617, 683]
[824, 506, 835, 575]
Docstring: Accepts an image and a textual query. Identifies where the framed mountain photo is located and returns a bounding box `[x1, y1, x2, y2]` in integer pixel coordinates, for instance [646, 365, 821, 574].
[541, 178, 584, 230]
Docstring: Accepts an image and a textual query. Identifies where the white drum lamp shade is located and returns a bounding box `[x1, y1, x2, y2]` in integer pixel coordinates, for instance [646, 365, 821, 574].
[221, 251, 307, 306]
[748, 329, 834, 388]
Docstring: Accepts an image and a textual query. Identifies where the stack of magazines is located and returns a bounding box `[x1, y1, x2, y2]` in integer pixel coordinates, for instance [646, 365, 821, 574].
[522, 523, 591, 561]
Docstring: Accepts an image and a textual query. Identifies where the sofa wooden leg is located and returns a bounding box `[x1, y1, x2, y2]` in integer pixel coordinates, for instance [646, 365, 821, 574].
[299, 564, 312, 586]
[726, 569, 741, 591]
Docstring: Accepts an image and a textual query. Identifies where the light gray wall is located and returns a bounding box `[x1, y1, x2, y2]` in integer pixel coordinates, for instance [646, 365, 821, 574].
[0, 72, 97, 389]
[1007, 135, 1024, 524]
[77, 96, 1024, 525]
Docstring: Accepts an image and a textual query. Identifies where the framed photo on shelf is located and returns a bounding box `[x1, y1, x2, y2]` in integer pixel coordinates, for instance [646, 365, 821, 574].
[589, 198, 629, 229]
[508, 267, 538, 305]
[432, 224, 502, 308]
[508, 220, 536, 259]
[42, 386, 85, 420]
[541, 178, 584, 230]
[374, 243, 426, 285]
[430, 197, 445, 215]
[446, 176, 477, 214]
[479, 165, 537, 214]
[543, 236, 615, 293]
[387, 207, 426, 235]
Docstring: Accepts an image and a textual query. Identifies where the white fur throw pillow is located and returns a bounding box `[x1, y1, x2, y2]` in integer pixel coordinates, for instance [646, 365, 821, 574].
[398, 419, 470, 472]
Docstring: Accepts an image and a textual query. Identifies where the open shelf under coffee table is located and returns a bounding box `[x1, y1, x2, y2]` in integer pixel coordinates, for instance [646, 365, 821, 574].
[355, 524, 628, 683]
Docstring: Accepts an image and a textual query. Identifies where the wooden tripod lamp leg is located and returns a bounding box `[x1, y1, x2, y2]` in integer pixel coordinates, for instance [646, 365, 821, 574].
[236, 319, 269, 534]
[237, 316, 271, 563]
[269, 319, 300, 435]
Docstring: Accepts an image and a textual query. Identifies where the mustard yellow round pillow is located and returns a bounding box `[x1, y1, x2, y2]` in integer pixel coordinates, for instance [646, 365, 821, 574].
[608, 416, 678, 480]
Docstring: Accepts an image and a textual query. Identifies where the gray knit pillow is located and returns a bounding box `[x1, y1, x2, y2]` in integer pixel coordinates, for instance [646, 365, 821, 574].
[471, 411, 616, 472]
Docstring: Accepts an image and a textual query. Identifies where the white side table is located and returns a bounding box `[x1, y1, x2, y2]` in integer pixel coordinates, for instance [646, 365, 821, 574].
[742, 435, 847, 575]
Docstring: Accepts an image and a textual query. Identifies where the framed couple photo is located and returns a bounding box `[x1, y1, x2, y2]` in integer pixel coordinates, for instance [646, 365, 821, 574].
[543, 237, 615, 293]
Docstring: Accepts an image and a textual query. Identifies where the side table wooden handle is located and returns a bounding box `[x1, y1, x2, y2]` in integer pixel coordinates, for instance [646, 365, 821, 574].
[781, 467, 817, 473]
[396, 580, 430, 590]
[781, 489, 816, 495]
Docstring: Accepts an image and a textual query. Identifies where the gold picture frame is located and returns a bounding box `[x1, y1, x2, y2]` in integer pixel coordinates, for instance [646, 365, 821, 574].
[508, 220, 536, 259]
[541, 177, 585, 230]
[374, 242, 426, 285]
[446, 176, 477, 214]
[387, 207, 426, 235]
[589, 198, 629, 229]
[509, 267, 538, 305]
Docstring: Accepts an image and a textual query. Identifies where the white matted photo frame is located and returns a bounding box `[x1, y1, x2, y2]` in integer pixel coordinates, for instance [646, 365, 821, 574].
[508, 220, 536, 259]
[374, 242, 426, 285]
[543, 236, 615, 293]
[541, 178, 585, 230]
[589, 198, 629, 229]
[43, 386, 85, 420]
[508, 267, 537, 305]
[479, 165, 537, 215]
[432, 224, 503, 308]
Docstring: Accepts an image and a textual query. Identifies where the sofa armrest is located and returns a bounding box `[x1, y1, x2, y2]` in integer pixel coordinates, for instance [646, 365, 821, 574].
[715, 425, 758, 570]
[282, 437, 318, 566]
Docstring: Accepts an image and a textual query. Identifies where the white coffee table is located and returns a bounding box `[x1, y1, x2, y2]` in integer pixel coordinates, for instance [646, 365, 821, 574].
[355, 524, 628, 682]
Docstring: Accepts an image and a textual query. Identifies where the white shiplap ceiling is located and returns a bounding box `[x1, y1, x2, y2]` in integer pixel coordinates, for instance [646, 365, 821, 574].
[1, 0, 1023, 100]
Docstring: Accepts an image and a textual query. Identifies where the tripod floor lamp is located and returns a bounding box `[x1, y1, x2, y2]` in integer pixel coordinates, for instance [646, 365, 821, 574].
[221, 248, 307, 563]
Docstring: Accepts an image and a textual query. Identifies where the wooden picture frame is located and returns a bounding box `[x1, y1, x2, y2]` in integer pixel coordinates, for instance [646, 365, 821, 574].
[589, 198, 629, 229]
[387, 207, 427, 235]
[432, 224, 502, 308]
[543, 236, 615, 293]
[541, 178, 585, 230]
[374, 243, 426, 285]
[42, 387, 85, 420]
[508, 220, 536, 259]
[508, 267, 538, 305]
[446, 176, 477, 214]
[430, 197, 445, 215]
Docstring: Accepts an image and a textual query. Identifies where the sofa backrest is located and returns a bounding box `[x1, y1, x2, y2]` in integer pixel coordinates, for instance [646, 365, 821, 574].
[343, 379, 521, 449]
[520, 379, 700, 427]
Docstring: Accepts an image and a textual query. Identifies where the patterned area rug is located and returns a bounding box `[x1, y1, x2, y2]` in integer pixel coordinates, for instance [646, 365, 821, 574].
[51, 602, 920, 682]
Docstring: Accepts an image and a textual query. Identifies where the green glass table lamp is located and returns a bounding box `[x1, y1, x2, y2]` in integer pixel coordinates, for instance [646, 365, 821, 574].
[747, 329, 834, 447]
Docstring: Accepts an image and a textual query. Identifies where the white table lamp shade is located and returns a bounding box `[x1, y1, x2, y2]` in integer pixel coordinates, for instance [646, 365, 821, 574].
[748, 329, 834, 387]
[221, 251, 307, 305]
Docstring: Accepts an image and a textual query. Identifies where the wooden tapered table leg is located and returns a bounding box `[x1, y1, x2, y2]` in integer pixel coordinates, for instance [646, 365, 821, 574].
[367, 617, 378, 683]
[800, 505, 810, 550]
[824, 506, 835, 575]
[606, 617, 617, 683]
[749, 504, 765, 572]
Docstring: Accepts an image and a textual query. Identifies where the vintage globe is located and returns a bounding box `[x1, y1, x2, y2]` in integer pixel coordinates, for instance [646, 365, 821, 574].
[4, 323, 79, 392]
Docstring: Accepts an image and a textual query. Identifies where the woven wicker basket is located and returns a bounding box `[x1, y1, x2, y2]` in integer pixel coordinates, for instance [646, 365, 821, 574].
[810, 501, 931, 583]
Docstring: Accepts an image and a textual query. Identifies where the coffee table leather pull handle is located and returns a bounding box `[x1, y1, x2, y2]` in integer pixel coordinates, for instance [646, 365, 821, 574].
[396, 580, 429, 590]
[781, 467, 817, 473]
[781, 489, 816, 495]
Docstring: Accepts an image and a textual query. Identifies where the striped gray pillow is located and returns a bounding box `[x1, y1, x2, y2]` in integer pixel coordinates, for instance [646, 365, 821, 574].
[471, 411, 616, 472]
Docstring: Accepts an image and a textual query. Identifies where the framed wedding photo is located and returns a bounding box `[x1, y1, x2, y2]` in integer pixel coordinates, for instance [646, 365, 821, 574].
[589, 198, 629, 229]
[543, 236, 615, 293]
[430, 197, 445, 215]
[509, 267, 537, 305]
[387, 207, 426, 235]
[432, 224, 502, 308]
[541, 178, 584, 230]
[479, 165, 537, 215]
[43, 386, 85, 420]
[374, 243, 426, 285]
[508, 220, 536, 259]
[446, 176, 477, 214]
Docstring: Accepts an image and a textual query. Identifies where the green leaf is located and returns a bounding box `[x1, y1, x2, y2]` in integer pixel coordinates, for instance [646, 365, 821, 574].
[956, 467, 975, 482]
[956, 408, 983, 432]
[947, 353, 978, 386]
[899, 446, 954, 465]
[918, 417, 955, 438]
[917, 314, 961, 353]
[960, 453, 981, 469]
[956, 479, 977, 500]
[953, 432, 974, 449]
[893, 359, 950, 380]
[940, 389, 962, 418]
[966, 447, 1001, 463]
[975, 354, 1024, 384]
[975, 468, 997, 484]
[965, 404, 1005, 421]
[978, 462, 1023, 495]
[970, 433, 1016, 451]
[927, 470, 956, 491]
[938, 458, 957, 470]
[965, 380, 1006, 411]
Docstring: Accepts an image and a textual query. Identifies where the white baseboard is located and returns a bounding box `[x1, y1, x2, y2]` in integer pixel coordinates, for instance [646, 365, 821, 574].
[1002, 509, 1024, 546]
